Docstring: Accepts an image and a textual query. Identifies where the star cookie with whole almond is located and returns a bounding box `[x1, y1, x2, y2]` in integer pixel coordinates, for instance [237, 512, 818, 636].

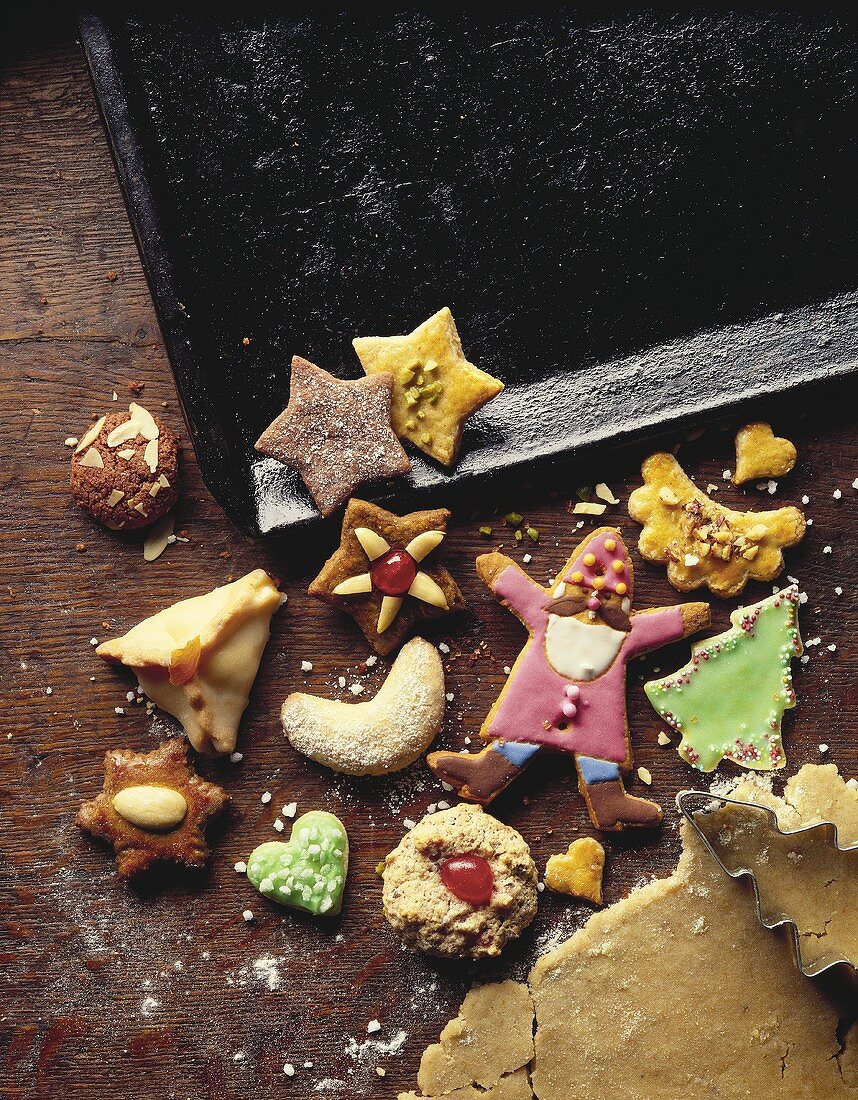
[308, 498, 465, 655]
[254, 355, 411, 516]
[353, 307, 504, 467]
[76, 738, 229, 879]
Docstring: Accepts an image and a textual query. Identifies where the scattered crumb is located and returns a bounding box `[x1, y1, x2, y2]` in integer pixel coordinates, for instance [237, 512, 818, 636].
[301, 660, 313, 672]
[403, 818, 416, 830]
[349, 682, 364, 696]
[234, 861, 247, 874]
[657, 732, 671, 746]
[367, 1020, 381, 1034]
[819, 744, 829, 753]
[242, 910, 254, 922]
[230, 752, 244, 764]
[105, 270, 117, 282]
[722, 469, 731, 480]
[637, 766, 652, 785]
[802, 494, 810, 504]
[438, 642, 450, 654]
[283, 802, 297, 818]
[273, 818, 285, 833]
[283, 1063, 295, 1077]
[261, 791, 272, 804]
[833, 489, 842, 500]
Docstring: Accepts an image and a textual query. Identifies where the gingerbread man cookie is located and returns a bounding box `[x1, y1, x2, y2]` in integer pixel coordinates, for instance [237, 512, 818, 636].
[628, 452, 806, 597]
[428, 528, 710, 831]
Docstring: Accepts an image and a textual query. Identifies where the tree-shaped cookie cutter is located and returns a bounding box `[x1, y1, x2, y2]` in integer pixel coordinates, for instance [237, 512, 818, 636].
[676, 790, 858, 979]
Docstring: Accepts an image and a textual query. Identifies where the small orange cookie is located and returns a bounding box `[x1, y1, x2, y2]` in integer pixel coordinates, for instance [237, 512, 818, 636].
[544, 837, 605, 904]
[733, 422, 797, 485]
[628, 452, 805, 597]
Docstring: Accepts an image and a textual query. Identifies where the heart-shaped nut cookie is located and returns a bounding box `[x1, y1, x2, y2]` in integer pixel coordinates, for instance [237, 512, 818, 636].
[246, 810, 348, 916]
[544, 837, 605, 904]
[733, 422, 797, 485]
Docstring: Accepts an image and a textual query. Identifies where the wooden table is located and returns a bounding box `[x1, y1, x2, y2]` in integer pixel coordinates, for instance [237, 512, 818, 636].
[2, 21, 855, 1100]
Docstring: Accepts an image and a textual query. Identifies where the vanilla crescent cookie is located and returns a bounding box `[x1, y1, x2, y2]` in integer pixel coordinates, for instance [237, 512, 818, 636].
[382, 804, 538, 959]
[281, 637, 445, 775]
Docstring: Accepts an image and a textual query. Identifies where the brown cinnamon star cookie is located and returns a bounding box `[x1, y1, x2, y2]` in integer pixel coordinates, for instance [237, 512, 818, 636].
[76, 738, 228, 879]
[70, 404, 180, 530]
[254, 356, 411, 516]
[308, 498, 464, 655]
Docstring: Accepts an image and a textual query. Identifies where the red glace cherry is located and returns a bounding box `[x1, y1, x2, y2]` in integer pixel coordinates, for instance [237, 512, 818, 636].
[439, 854, 495, 906]
[370, 547, 417, 596]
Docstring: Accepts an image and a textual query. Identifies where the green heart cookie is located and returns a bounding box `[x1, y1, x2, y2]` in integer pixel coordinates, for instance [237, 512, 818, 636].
[246, 810, 349, 916]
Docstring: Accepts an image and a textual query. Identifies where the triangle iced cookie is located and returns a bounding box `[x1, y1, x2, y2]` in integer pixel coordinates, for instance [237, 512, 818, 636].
[97, 569, 282, 755]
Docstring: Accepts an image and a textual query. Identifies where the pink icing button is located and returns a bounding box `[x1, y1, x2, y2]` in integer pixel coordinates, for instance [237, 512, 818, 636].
[564, 684, 580, 700]
[562, 701, 578, 719]
[587, 596, 600, 611]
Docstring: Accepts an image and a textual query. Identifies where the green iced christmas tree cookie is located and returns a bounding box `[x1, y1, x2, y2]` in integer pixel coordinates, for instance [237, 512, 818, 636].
[247, 810, 349, 916]
[645, 586, 802, 772]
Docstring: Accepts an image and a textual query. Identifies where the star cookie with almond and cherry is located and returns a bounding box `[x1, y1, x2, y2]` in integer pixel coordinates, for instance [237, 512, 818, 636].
[76, 738, 229, 879]
[308, 498, 464, 655]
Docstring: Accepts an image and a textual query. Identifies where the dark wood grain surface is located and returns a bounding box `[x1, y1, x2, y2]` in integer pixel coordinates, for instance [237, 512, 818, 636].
[1, 26, 855, 1100]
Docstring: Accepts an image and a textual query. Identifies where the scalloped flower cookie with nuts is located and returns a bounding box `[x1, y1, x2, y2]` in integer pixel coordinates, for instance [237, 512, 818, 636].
[382, 804, 538, 959]
[353, 307, 504, 467]
[628, 452, 805, 597]
[69, 403, 180, 529]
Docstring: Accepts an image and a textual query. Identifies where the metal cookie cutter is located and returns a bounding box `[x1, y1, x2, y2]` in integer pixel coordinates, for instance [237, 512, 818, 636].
[676, 790, 858, 979]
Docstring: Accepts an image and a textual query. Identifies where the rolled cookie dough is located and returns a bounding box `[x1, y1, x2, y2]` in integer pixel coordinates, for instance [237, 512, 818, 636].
[528, 764, 857, 1099]
[398, 980, 534, 1099]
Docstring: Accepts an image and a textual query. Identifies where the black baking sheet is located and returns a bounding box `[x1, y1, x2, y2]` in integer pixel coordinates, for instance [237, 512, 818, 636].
[78, 10, 858, 535]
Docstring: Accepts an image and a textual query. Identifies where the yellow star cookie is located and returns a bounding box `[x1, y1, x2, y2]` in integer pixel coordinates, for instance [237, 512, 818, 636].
[628, 452, 805, 597]
[353, 307, 504, 467]
[544, 837, 605, 904]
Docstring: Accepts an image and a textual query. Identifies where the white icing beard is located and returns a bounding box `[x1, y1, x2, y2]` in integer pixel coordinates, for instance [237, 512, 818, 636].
[544, 614, 626, 681]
